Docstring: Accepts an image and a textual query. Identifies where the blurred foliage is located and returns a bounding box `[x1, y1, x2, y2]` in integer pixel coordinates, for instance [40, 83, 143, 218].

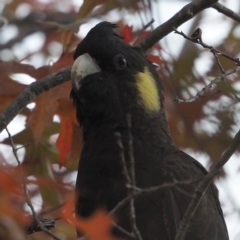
[0, 0, 240, 239]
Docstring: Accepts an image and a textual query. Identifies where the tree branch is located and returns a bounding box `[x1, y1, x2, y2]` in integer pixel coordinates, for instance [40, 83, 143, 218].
[174, 128, 240, 240]
[212, 2, 240, 23]
[137, 0, 218, 52]
[0, 66, 71, 133]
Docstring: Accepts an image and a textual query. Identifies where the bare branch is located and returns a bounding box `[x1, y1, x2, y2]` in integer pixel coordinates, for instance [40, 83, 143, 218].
[27, 217, 55, 235]
[109, 178, 201, 216]
[5, 127, 61, 240]
[112, 103, 240, 240]
[212, 2, 240, 23]
[137, 0, 218, 52]
[173, 28, 240, 102]
[174, 28, 240, 65]
[115, 132, 132, 186]
[213, 50, 225, 74]
[112, 222, 135, 239]
[0, 66, 71, 133]
[115, 130, 143, 240]
[175, 67, 240, 103]
[174, 128, 240, 240]
[127, 115, 143, 240]
[127, 115, 136, 188]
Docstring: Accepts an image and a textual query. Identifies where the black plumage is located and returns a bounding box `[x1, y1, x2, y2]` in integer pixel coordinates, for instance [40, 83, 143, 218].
[70, 22, 229, 240]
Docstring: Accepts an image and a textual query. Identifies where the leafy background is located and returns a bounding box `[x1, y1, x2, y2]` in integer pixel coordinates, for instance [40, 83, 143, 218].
[0, 0, 240, 239]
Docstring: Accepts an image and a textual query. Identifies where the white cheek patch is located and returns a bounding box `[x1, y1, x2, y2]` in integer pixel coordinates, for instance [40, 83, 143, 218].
[71, 53, 101, 91]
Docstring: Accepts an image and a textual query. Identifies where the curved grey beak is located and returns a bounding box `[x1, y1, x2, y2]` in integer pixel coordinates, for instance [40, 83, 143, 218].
[71, 53, 101, 92]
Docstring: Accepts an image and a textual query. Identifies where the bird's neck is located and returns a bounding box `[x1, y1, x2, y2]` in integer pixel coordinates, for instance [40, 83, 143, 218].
[82, 109, 173, 149]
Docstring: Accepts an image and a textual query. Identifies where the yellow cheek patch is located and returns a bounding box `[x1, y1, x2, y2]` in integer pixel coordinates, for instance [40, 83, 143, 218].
[135, 67, 161, 112]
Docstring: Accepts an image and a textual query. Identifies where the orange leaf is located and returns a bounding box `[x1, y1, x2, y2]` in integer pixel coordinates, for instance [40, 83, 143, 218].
[76, 210, 117, 240]
[61, 193, 118, 240]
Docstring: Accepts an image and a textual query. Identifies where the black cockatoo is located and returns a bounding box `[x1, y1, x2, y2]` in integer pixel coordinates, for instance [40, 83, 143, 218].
[70, 22, 229, 240]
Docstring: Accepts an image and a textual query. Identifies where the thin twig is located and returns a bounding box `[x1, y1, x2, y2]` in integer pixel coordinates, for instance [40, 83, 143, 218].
[174, 128, 240, 240]
[5, 127, 61, 240]
[15, 142, 31, 151]
[115, 130, 142, 240]
[115, 132, 131, 186]
[130, 18, 155, 45]
[127, 115, 143, 240]
[174, 28, 240, 65]
[114, 131, 134, 238]
[172, 181, 194, 198]
[175, 67, 240, 103]
[112, 222, 135, 239]
[173, 27, 235, 103]
[127, 115, 136, 187]
[109, 178, 202, 216]
[212, 51, 225, 73]
[221, 79, 240, 101]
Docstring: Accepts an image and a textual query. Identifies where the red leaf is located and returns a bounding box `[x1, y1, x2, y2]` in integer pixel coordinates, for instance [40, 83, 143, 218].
[133, 30, 150, 45]
[56, 115, 73, 166]
[56, 99, 78, 166]
[147, 54, 165, 65]
[120, 25, 133, 43]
